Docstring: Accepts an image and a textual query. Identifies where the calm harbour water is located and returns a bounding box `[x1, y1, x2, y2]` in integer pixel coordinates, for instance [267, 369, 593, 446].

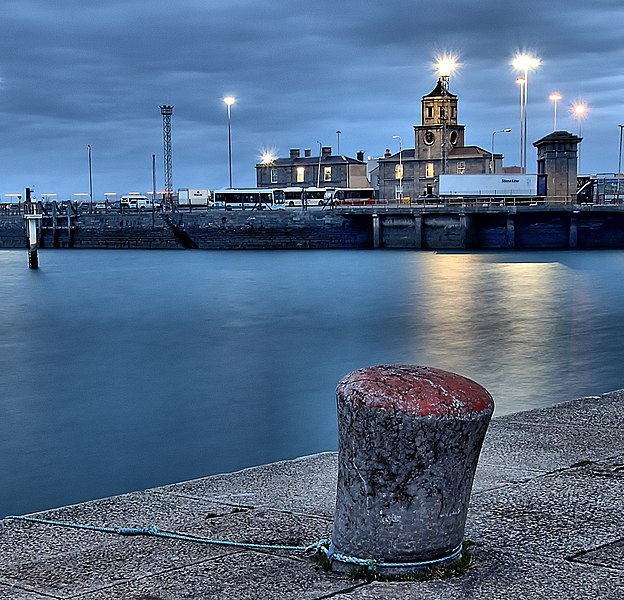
[1, 248, 624, 518]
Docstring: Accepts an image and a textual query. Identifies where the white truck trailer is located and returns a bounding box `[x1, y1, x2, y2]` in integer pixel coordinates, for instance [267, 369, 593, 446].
[177, 188, 213, 206]
[439, 174, 537, 197]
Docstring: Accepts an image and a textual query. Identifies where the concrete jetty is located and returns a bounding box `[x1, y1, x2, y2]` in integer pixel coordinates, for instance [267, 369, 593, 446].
[1, 391, 623, 598]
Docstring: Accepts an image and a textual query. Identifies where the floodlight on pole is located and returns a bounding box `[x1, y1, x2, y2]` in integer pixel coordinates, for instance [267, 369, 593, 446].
[224, 96, 236, 188]
[434, 54, 459, 94]
[549, 93, 562, 131]
[516, 77, 525, 170]
[512, 53, 541, 173]
[571, 102, 589, 173]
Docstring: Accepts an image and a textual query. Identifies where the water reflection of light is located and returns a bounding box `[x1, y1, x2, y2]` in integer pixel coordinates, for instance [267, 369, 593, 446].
[409, 254, 572, 414]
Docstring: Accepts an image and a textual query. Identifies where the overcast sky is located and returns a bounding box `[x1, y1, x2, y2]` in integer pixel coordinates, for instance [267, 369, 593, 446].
[1, 0, 623, 199]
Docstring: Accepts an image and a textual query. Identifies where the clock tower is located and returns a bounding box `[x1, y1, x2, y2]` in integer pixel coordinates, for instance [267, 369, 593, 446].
[414, 77, 465, 168]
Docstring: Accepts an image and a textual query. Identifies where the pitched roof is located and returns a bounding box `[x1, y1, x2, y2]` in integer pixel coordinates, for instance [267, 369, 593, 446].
[448, 146, 490, 158]
[423, 79, 457, 99]
[256, 155, 365, 167]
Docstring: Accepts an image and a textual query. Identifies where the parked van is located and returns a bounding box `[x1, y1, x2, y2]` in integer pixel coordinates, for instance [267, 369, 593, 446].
[120, 195, 159, 210]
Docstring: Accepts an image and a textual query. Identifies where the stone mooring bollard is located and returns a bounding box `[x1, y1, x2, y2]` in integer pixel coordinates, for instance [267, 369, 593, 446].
[328, 364, 494, 574]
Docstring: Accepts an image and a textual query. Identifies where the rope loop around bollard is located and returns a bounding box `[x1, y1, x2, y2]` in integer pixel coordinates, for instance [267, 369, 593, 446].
[321, 540, 464, 572]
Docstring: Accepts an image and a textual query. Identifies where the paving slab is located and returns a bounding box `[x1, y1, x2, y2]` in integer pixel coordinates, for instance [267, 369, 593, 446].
[0, 509, 332, 598]
[499, 390, 624, 430]
[470, 463, 546, 494]
[466, 455, 624, 558]
[572, 539, 624, 571]
[0, 584, 53, 600]
[0, 534, 235, 598]
[34, 489, 237, 531]
[162, 452, 338, 518]
[77, 552, 363, 600]
[477, 418, 624, 473]
[330, 546, 624, 600]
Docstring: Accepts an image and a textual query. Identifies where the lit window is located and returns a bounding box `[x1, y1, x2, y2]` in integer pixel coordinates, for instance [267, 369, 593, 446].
[395, 164, 403, 179]
[456, 162, 465, 174]
[271, 169, 277, 183]
[426, 163, 434, 178]
[324, 166, 332, 181]
[296, 167, 305, 183]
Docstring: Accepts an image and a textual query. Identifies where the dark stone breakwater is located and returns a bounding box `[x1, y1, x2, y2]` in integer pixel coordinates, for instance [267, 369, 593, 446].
[3, 205, 624, 250]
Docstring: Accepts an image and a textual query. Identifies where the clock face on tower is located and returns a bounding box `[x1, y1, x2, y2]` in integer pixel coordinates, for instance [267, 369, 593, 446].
[424, 131, 435, 145]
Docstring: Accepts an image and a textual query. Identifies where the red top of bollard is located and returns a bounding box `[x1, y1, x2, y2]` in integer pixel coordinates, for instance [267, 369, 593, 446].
[337, 365, 494, 417]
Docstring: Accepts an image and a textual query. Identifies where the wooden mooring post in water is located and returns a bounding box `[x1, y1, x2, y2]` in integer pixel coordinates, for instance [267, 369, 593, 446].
[23, 188, 42, 269]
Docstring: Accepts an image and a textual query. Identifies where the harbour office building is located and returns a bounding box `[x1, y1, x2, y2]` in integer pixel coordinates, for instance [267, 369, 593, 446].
[373, 76, 500, 201]
[255, 147, 371, 189]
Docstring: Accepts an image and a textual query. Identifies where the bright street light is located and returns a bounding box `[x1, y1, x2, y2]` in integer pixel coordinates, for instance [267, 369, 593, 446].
[549, 92, 562, 131]
[434, 54, 459, 78]
[571, 102, 589, 172]
[571, 102, 589, 130]
[260, 151, 275, 166]
[512, 53, 541, 173]
[223, 96, 236, 188]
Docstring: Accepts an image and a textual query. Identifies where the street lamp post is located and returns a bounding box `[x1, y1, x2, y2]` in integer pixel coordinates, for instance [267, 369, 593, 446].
[512, 54, 541, 173]
[87, 144, 93, 212]
[223, 96, 236, 188]
[549, 93, 562, 131]
[317, 141, 322, 187]
[515, 77, 525, 171]
[491, 129, 512, 173]
[152, 154, 157, 225]
[571, 102, 588, 173]
[617, 124, 624, 201]
[392, 135, 403, 202]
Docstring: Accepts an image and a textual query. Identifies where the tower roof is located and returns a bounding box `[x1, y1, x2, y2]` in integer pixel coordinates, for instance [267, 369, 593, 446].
[533, 130, 582, 147]
[423, 79, 457, 99]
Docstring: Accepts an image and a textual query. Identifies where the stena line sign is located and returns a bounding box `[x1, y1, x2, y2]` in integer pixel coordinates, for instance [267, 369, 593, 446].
[439, 174, 537, 197]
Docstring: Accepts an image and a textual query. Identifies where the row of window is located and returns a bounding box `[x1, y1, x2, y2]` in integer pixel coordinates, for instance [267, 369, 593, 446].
[394, 161, 466, 179]
[425, 105, 458, 120]
[270, 166, 334, 184]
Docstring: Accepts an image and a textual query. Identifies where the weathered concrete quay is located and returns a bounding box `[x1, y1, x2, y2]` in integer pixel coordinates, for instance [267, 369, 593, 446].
[3, 203, 624, 250]
[1, 390, 622, 599]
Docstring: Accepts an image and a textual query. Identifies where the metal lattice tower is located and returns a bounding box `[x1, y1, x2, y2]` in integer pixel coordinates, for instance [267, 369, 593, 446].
[159, 105, 174, 206]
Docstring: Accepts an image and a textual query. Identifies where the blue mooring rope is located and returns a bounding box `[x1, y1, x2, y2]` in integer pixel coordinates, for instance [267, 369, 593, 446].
[4, 515, 326, 554]
[5, 514, 463, 571]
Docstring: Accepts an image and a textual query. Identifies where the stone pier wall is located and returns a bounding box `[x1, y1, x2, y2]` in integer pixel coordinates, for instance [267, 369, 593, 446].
[3, 206, 624, 250]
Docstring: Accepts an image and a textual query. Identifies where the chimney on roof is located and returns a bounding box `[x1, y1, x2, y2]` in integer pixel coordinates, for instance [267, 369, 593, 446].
[304, 149, 311, 157]
[322, 146, 332, 157]
[290, 148, 300, 159]
[356, 150, 365, 162]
